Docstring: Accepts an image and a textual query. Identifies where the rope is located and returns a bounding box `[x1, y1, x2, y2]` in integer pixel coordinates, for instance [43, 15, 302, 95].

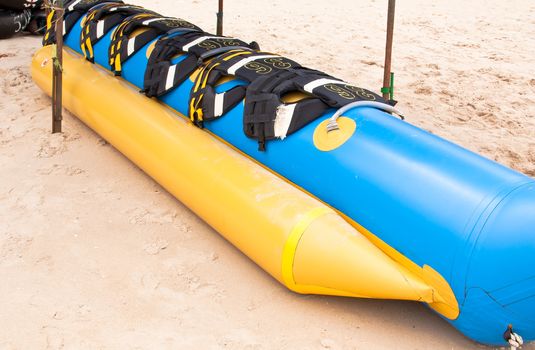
[504, 325, 524, 350]
[508, 331, 524, 350]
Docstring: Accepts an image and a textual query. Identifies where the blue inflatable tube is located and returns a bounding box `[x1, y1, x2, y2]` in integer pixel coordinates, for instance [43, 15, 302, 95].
[63, 14, 534, 346]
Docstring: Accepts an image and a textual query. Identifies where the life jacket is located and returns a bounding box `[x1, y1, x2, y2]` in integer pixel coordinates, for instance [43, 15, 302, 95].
[43, 0, 121, 46]
[142, 31, 258, 98]
[188, 49, 385, 151]
[80, 3, 157, 62]
[188, 49, 301, 129]
[242, 67, 389, 150]
[108, 13, 202, 75]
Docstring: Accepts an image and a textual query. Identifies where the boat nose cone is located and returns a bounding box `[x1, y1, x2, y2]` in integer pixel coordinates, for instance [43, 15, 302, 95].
[462, 182, 535, 345]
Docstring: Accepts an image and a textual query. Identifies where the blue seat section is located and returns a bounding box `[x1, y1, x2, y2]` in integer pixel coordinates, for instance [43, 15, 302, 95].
[64, 14, 83, 55]
[64, 15, 535, 345]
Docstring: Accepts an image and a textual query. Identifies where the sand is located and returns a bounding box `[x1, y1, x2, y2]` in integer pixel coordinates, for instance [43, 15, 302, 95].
[0, 0, 534, 349]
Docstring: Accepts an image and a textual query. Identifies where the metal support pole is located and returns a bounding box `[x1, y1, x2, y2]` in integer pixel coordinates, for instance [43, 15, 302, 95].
[52, 1, 63, 133]
[381, 0, 395, 101]
[216, 0, 224, 36]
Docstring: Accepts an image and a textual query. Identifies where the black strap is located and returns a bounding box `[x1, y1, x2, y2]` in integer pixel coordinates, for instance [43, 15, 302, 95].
[295, 76, 386, 107]
[81, 3, 153, 61]
[43, 0, 122, 46]
[189, 50, 303, 128]
[143, 32, 254, 97]
[108, 14, 202, 75]
[189, 50, 257, 124]
[221, 55, 301, 82]
[242, 66, 389, 150]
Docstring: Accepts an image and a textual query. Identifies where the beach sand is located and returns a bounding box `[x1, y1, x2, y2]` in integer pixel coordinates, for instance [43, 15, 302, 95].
[0, 0, 534, 349]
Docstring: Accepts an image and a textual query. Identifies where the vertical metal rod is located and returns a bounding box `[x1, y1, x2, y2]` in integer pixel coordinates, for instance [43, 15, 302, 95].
[216, 0, 224, 36]
[52, 1, 63, 133]
[382, 0, 395, 100]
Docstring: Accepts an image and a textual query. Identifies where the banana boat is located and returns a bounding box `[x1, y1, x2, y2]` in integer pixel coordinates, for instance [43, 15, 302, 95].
[32, 1, 534, 346]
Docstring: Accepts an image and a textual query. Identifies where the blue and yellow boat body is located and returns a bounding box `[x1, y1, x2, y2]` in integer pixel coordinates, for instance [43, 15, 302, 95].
[32, 10, 535, 347]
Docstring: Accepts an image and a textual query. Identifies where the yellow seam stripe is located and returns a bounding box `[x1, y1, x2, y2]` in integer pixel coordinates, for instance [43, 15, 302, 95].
[282, 207, 332, 292]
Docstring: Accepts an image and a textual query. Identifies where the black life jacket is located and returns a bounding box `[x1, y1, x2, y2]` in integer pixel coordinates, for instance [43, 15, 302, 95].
[189, 49, 301, 128]
[43, 0, 121, 46]
[108, 13, 202, 75]
[243, 67, 389, 150]
[80, 3, 157, 62]
[142, 31, 258, 98]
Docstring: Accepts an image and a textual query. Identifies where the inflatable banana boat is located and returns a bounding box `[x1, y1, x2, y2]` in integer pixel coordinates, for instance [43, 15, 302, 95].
[32, 1, 534, 346]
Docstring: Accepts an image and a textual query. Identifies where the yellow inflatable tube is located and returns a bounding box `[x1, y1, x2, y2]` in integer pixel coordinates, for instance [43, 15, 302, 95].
[32, 46, 441, 305]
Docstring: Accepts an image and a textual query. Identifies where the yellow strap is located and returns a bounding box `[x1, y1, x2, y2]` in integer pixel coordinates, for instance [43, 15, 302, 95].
[86, 38, 93, 59]
[189, 99, 196, 121]
[114, 53, 122, 72]
[46, 10, 54, 29]
[189, 50, 256, 121]
[281, 207, 332, 292]
[189, 62, 220, 120]
[80, 30, 87, 56]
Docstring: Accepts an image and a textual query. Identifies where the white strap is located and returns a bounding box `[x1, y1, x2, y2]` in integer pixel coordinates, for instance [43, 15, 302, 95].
[141, 17, 167, 26]
[303, 78, 345, 94]
[214, 92, 225, 117]
[127, 37, 136, 56]
[67, 0, 82, 11]
[274, 104, 297, 139]
[227, 55, 279, 75]
[96, 20, 104, 38]
[164, 64, 177, 91]
[182, 36, 219, 52]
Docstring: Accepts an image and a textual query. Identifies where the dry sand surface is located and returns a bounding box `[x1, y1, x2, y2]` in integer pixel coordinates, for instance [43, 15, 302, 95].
[1, 0, 534, 349]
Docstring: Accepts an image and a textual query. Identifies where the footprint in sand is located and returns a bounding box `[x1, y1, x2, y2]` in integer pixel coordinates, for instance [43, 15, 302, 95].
[528, 148, 535, 164]
[140, 272, 162, 291]
[34, 255, 55, 271]
[408, 80, 434, 96]
[2, 66, 33, 95]
[143, 237, 169, 255]
[35, 129, 80, 158]
[36, 134, 68, 158]
[41, 326, 65, 350]
[415, 86, 433, 95]
[320, 338, 337, 349]
[12, 185, 45, 211]
[37, 164, 86, 176]
[0, 233, 33, 265]
[126, 207, 178, 225]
